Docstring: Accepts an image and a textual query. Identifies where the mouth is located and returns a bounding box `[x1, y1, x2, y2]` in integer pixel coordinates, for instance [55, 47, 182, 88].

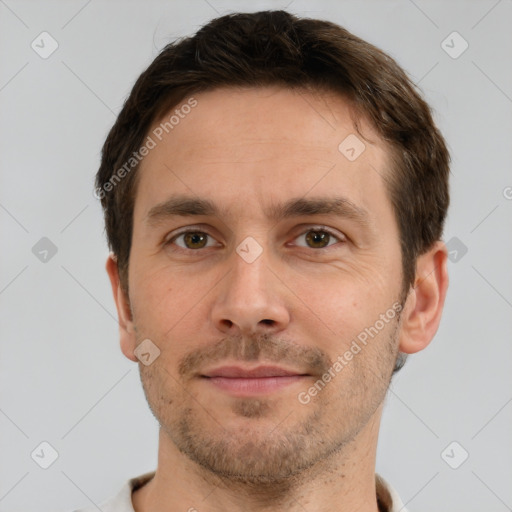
[200, 365, 310, 396]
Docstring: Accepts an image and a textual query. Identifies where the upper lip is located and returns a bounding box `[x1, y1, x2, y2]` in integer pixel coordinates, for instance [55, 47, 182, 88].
[201, 365, 308, 378]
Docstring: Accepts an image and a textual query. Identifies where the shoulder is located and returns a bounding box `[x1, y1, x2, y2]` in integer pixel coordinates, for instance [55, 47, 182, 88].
[70, 471, 156, 512]
[376, 473, 408, 512]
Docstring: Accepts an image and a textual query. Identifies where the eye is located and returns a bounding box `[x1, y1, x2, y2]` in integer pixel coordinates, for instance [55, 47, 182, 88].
[292, 227, 345, 250]
[165, 226, 345, 253]
[166, 230, 219, 251]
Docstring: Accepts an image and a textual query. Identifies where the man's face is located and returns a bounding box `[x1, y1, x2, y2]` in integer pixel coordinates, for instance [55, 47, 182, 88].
[125, 86, 406, 483]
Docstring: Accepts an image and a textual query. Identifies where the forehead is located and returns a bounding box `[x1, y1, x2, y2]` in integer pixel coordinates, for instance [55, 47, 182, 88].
[150, 86, 377, 158]
[134, 86, 394, 227]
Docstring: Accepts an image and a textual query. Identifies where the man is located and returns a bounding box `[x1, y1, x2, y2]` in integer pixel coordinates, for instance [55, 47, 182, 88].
[81, 9, 450, 512]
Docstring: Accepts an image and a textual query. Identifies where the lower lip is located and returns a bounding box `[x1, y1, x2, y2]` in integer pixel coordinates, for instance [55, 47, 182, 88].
[203, 375, 307, 396]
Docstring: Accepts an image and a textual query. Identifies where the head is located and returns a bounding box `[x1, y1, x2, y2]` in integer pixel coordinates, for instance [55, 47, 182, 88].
[98, 11, 449, 485]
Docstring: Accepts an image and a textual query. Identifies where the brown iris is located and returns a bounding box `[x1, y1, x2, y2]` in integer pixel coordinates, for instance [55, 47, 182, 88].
[305, 230, 331, 249]
[183, 232, 208, 249]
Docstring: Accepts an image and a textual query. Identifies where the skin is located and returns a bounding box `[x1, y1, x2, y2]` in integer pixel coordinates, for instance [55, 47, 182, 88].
[106, 86, 448, 512]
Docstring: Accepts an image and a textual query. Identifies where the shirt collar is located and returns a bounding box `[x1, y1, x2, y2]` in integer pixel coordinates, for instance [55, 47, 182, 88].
[108, 471, 407, 512]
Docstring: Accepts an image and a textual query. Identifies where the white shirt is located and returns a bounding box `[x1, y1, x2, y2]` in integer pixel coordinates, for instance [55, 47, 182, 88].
[72, 471, 408, 512]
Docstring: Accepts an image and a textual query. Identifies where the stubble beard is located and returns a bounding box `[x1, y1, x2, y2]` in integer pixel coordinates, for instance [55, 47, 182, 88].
[136, 314, 401, 491]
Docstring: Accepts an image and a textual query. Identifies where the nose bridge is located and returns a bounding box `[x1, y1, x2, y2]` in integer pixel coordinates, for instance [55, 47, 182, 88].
[231, 246, 268, 302]
[211, 236, 290, 334]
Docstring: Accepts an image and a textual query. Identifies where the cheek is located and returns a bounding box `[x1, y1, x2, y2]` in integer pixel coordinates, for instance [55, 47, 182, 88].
[129, 262, 214, 356]
[290, 263, 391, 329]
[130, 257, 188, 322]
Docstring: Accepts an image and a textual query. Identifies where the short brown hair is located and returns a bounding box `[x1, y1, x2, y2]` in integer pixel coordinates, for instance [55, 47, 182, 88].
[96, 10, 450, 373]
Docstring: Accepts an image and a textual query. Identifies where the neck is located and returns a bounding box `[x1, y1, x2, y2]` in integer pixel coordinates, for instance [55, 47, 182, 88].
[133, 404, 384, 512]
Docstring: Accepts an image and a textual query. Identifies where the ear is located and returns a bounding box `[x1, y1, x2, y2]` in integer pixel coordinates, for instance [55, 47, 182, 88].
[105, 253, 138, 362]
[398, 240, 449, 354]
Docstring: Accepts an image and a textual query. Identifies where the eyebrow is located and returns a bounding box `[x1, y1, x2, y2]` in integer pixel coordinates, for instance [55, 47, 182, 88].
[145, 194, 371, 228]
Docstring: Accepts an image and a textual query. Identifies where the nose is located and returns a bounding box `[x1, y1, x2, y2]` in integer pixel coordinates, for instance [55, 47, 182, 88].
[211, 246, 290, 336]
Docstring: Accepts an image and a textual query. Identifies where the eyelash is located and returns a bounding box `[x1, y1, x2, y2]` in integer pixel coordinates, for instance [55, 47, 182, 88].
[164, 226, 346, 252]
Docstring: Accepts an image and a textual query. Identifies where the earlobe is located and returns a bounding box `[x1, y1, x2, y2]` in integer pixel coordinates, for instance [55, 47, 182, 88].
[105, 254, 138, 362]
[398, 241, 449, 354]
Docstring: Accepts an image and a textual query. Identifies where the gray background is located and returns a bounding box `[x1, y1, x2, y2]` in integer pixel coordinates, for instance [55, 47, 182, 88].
[1, 0, 511, 510]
